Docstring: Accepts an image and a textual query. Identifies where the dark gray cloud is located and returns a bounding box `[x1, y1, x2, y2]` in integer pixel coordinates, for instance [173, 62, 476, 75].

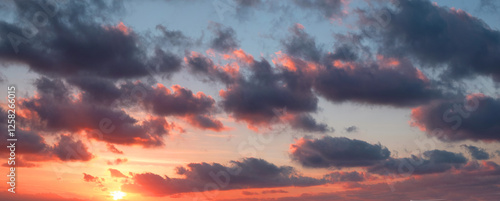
[327, 37, 362, 62]
[314, 57, 443, 107]
[184, 114, 225, 131]
[118, 81, 224, 131]
[424, 149, 468, 164]
[289, 114, 333, 133]
[345, 126, 358, 133]
[31, 76, 224, 134]
[21, 77, 174, 147]
[290, 136, 391, 168]
[186, 50, 330, 132]
[3, 131, 96, 163]
[0, 107, 95, 164]
[67, 76, 122, 105]
[209, 23, 239, 52]
[0, 0, 182, 79]
[134, 83, 216, 117]
[278, 26, 444, 107]
[0, 107, 50, 156]
[122, 158, 329, 196]
[24, 78, 122, 132]
[185, 52, 238, 84]
[68, 76, 222, 131]
[282, 24, 323, 62]
[52, 135, 94, 161]
[368, 149, 468, 175]
[462, 145, 491, 160]
[0, 129, 49, 155]
[220, 59, 325, 130]
[410, 94, 500, 142]
[362, 0, 500, 82]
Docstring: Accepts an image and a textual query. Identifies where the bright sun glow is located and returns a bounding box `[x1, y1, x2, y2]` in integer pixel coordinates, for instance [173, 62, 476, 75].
[110, 191, 126, 200]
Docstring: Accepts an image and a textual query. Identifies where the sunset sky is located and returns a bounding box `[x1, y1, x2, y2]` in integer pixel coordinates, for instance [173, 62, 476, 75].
[1, 0, 500, 200]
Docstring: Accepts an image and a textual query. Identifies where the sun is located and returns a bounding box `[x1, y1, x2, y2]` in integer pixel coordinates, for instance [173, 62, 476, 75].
[110, 191, 126, 200]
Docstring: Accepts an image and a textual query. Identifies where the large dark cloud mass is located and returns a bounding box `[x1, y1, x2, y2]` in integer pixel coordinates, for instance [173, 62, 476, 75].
[279, 24, 443, 107]
[184, 48, 330, 132]
[137, 83, 215, 117]
[20, 75, 227, 148]
[67, 76, 223, 131]
[0, 119, 49, 156]
[462, 145, 491, 160]
[0, 107, 94, 164]
[220, 58, 330, 132]
[411, 94, 500, 142]
[313, 56, 442, 107]
[363, 0, 500, 82]
[117, 81, 224, 131]
[1, 106, 47, 154]
[221, 61, 315, 120]
[52, 135, 94, 161]
[0, 0, 182, 79]
[290, 136, 391, 168]
[122, 158, 329, 196]
[21, 77, 175, 147]
[220, 59, 317, 121]
[289, 136, 473, 177]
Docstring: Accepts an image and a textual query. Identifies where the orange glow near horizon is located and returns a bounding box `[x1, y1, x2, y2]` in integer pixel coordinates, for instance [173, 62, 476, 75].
[110, 191, 126, 200]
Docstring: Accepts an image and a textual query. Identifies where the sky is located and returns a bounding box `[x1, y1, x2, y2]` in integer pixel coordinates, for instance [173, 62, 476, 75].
[0, 0, 500, 200]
